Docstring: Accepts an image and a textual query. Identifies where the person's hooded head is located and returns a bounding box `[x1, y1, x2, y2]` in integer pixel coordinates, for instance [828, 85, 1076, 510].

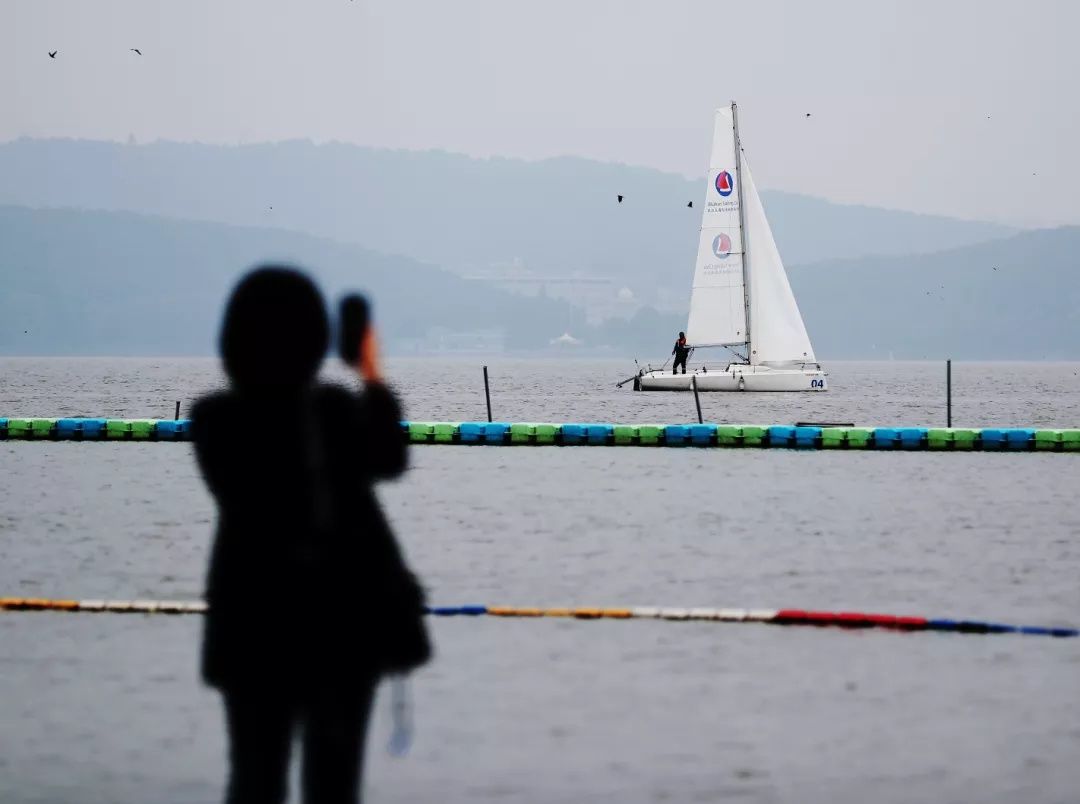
[220, 266, 329, 393]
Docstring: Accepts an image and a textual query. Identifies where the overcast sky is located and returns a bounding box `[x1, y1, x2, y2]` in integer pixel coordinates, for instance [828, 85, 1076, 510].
[4, 0, 1077, 226]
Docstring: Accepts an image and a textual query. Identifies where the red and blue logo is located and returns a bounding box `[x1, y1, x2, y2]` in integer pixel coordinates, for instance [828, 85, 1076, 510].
[714, 170, 734, 197]
[711, 232, 732, 259]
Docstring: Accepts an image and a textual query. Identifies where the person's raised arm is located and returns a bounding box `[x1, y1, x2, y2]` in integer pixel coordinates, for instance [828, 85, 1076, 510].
[350, 324, 407, 479]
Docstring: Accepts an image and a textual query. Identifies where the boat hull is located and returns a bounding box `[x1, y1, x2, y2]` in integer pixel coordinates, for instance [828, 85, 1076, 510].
[638, 366, 827, 392]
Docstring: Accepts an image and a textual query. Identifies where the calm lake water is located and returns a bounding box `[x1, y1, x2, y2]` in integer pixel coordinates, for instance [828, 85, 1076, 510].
[1, 358, 1079, 804]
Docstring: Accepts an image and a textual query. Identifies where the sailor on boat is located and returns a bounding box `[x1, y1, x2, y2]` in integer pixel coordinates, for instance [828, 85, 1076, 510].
[672, 332, 691, 375]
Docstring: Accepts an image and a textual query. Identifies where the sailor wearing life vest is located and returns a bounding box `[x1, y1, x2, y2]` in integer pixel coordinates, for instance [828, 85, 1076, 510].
[672, 332, 690, 375]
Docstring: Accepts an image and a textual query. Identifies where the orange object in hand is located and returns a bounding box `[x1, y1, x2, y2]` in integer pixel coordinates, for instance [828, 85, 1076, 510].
[338, 294, 381, 383]
[359, 326, 382, 383]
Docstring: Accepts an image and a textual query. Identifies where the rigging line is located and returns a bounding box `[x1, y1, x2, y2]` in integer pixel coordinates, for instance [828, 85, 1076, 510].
[724, 345, 748, 362]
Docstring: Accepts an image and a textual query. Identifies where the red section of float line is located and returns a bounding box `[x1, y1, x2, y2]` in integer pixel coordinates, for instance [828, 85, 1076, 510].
[774, 610, 929, 630]
[774, 609, 831, 624]
[868, 614, 928, 630]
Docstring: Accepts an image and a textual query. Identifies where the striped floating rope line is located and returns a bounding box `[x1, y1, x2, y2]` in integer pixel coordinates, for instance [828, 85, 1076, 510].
[2, 418, 1079, 451]
[1, 598, 1075, 637]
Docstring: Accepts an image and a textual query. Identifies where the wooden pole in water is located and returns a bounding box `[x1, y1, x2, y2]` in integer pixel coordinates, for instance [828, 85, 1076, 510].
[483, 366, 493, 423]
[692, 375, 703, 424]
[946, 359, 952, 428]
[174, 401, 180, 421]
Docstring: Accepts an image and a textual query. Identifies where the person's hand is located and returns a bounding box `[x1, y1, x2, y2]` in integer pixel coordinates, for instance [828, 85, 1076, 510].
[358, 325, 383, 383]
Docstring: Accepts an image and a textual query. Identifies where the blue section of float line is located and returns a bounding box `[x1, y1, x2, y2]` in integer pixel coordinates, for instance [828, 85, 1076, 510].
[426, 605, 488, 616]
[926, 619, 1078, 637]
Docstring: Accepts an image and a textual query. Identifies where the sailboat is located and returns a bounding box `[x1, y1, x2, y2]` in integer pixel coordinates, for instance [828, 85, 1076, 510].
[636, 103, 827, 392]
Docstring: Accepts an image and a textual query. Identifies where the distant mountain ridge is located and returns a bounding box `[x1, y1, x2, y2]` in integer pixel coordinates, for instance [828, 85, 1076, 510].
[0, 138, 1017, 315]
[0, 204, 1074, 359]
[789, 226, 1080, 360]
[0, 204, 678, 356]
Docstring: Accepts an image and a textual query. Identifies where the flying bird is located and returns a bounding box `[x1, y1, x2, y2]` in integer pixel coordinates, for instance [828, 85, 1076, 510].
[48, 51, 57, 58]
[687, 201, 693, 208]
[130, 48, 142, 55]
[617, 195, 623, 203]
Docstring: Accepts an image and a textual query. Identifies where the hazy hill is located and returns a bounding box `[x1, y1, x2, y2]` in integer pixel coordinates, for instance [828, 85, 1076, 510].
[1, 205, 1074, 359]
[0, 138, 1016, 315]
[789, 227, 1080, 359]
[0, 205, 680, 356]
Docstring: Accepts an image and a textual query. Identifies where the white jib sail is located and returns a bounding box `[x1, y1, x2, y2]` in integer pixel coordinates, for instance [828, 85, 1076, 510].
[685, 106, 747, 347]
[741, 157, 817, 365]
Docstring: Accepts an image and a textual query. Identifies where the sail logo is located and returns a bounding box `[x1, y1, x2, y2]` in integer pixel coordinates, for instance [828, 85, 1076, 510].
[714, 171, 734, 197]
[711, 232, 732, 259]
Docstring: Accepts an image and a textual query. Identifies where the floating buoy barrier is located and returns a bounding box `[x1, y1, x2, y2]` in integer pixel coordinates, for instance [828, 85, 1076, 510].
[1, 598, 1075, 637]
[2, 418, 1079, 451]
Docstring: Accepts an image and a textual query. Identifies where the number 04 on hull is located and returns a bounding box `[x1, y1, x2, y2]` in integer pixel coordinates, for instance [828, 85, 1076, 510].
[636, 103, 827, 393]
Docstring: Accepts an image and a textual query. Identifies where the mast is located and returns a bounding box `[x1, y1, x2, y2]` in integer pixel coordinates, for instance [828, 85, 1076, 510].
[731, 101, 752, 358]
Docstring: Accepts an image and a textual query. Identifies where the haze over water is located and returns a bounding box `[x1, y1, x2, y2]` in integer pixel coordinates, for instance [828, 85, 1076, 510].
[2, 358, 1078, 803]
[6, 0, 1080, 800]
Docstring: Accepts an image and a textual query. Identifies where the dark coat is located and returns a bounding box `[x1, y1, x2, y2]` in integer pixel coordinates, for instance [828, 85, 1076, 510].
[191, 382, 411, 690]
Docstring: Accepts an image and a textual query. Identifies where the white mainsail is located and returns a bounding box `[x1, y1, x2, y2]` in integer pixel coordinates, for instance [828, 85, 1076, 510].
[686, 103, 816, 366]
[685, 106, 747, 347]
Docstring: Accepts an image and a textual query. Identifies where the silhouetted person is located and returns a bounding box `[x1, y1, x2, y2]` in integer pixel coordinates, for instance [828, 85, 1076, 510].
[672, 331, 690, 375]
[192, 266, 428, 804]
